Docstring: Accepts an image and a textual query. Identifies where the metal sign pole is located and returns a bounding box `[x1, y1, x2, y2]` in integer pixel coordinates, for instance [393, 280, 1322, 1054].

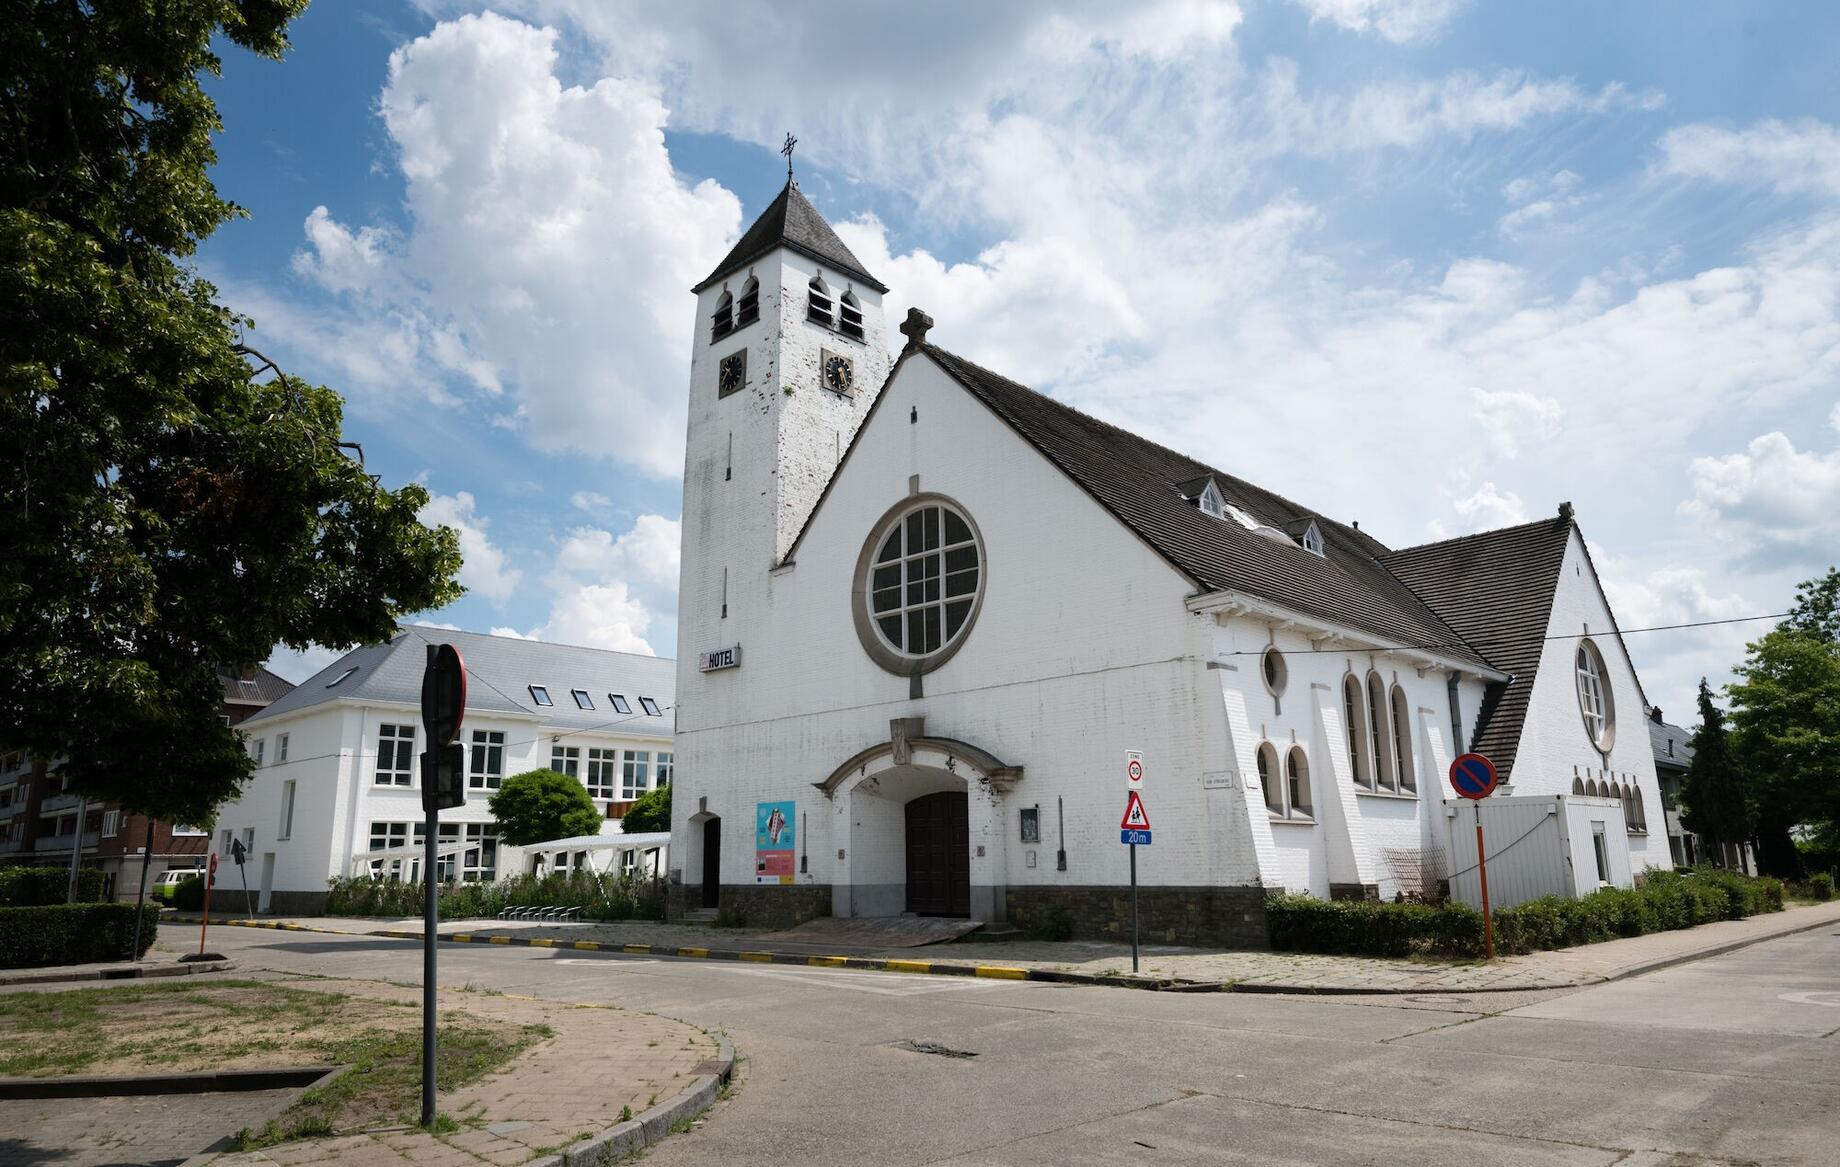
[130, 818, 154, 959]
[421, 794, 438, 1128]
[197, 854, 215, 956]
[1129, 842, 1139, 974]
[1475, 801, 1495, 961]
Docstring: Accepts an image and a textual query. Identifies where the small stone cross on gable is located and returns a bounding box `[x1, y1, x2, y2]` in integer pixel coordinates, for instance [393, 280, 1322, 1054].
[899, 307, 933, 348]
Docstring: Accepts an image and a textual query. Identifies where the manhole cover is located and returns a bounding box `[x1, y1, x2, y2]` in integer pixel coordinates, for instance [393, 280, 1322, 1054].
[894, 1040, 977, 1059]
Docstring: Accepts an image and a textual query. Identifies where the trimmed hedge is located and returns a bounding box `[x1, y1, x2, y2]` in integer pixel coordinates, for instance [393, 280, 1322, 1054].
[172, 874, 207, 912]
[0, 866, 105, 907]
[1268, 867, 1787, 959]
[0, 903, 160, 968]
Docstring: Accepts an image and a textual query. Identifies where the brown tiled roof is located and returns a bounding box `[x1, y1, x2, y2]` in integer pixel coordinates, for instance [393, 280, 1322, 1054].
[919, 344, 1491, 669]
[693, 182, 887, 294]
[1379, 515, 1574, 779]
[216, 665, 295, 708]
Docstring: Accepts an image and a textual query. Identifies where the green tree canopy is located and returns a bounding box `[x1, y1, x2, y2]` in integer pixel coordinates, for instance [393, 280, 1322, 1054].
[1727, 567, 1840, 878]
[487, 770, 604, 848]
[1, 1, 462, 823]
[619, 783, 671, 835]
[1680, 678, 1752, 863]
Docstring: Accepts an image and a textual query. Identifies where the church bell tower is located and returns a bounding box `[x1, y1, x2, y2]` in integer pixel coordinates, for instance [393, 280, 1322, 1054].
[675, 173, 890, 708]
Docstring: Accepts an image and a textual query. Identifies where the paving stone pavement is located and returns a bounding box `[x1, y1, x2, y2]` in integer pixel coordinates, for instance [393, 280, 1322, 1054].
[197, 899, 1840, 993]
[0, 1090, 298, 1167]
[193, 975, 717, 1165]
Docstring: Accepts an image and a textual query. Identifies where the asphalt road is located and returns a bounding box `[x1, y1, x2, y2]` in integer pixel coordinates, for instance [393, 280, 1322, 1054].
[195, 923, 1840, 1165]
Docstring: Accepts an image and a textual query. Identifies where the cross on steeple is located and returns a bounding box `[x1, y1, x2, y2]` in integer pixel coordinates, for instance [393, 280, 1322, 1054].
[781, 132, 798, 184]
[899, 307, 933, 348]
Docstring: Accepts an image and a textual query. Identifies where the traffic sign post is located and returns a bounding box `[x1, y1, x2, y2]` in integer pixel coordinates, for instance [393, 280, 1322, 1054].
[418, 643, 467, 1129]
[1449, 753, 1500, 960]
[230, 836, 253, 918]
[197, 851, 218, 956]
[1119, 763, 1151, 974]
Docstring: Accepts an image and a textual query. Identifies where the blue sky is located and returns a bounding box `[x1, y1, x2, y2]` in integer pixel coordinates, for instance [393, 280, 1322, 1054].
[207, 1, 1840, 723]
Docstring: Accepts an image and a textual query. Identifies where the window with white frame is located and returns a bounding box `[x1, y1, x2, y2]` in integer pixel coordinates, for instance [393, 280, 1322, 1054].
[1258, 744, 1283, 816]
[572, 689, 594, 710]
[276, 733, 289, 763]
[654, 752, 673, 787]
[1343, 674, 1372, 787]
[102, 810, 119, 837]
[862, 501, 983, 663]
[251, 738, 266, 767]
[807, 275, 833, 326]
[529, 685, 553, 707]
[1300, 522, 1325, 556]
[1575, 639, 1616, 751]
[1366, 673, 1395, 790]
[1286, 748, 1313, 819]
[1389, 685, 1416, 792]
[710, 288, 734, 342]
[278, 780, 296, 841]
[550, 745, 580, 778]
[736, 277, 760, 328]
[622, 751, 651, 799]
[608, 694, 632, 715]
[638, 696, 662, 718]
[468, 730, 505, 790]
[839, 290, 864, 340]
[586, 748, 618, 800]
[375, 724, 414, 786]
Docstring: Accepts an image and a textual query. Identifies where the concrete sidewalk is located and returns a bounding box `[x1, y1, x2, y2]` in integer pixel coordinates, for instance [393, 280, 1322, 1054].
[174, 898, 1840, 993]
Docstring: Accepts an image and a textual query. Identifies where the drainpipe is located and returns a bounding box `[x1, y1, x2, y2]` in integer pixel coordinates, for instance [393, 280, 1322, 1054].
[1446, 674, 1465, 756]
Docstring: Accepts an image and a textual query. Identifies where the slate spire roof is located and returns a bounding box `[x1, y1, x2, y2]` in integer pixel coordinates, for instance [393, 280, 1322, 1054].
[1380, 514, 1576, 780]
[693, 181, 888, 294]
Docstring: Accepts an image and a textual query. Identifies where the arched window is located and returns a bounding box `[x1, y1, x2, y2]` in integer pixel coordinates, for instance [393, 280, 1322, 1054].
[1634, 786, 1646, 831]
[1343, 674, 1371, 788]
[807, 275, 833, 327]
[1390, 686, 1415, 792]
[839, 290, 864, 340]
[1572, 776, 1585, 795]
[1258, 743, 1282, 817]
[1287, 748, 1313, 819]
[1621, 783, 1637, 830]
[1575, 639, 1616, 751]
[735, 277, 759, 328]
[710, 290, 734, 342]
[1367, 672, 1394, 790]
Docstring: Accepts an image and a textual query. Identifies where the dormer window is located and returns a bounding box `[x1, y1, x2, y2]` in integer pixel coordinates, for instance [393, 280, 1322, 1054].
[326, 667, 358, 687]
[710, 290, 734, 342]
[839, 291, 864, 340]
[1300, 522, 1325, 556]
[807, 276, 833, 327]
[608, 694, 632, 714]
[529, 685, 552, 707]
[736, 277, 760, 328]
[1197, 481, 1226, 520]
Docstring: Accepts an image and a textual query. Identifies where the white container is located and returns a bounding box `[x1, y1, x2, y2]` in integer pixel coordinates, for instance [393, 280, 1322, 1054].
[1444, 794, 1632, 911]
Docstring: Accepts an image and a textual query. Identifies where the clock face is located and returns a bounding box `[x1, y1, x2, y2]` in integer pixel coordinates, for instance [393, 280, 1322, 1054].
[823, 351, 854, 395]
[718, 349, 746, 397]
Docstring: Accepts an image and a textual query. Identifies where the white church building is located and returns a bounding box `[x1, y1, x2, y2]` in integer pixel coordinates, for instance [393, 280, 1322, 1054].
[668, 180, 1666, 943]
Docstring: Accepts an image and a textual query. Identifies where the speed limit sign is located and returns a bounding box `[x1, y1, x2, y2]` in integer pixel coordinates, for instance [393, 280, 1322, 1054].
[1125, 751, 1144, 789]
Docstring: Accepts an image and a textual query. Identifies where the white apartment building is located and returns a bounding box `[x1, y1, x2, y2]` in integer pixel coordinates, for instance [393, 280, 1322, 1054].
[212, 626, 674, 913]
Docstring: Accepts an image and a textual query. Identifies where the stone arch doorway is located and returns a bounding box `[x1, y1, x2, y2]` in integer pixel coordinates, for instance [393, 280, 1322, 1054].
[817, 718, 1022, 922]
[905, 791, 969, 917]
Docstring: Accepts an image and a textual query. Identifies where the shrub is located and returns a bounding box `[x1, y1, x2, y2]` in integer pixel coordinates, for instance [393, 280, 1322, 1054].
[171, 874, 207, 912]
[0, 866, 105, 907]
[487, 770, 603, 847]
[0, 903, 159, 967]
[1689, 865, 1783, 918]
[620, 784, 671, 835]
[1265, 894, 1484, 958]
[1809, 873, 1835, 901]
[324, 870, 665, 922]
[1031, 907, 1075, 942]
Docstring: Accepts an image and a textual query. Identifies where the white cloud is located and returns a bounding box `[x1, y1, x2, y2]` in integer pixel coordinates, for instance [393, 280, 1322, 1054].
[1291, 0, 1468, 44]
[490, 513, 682, 654]
[1471, 388, 1563, 458]
[1498, 169, 1587, 240]
[1591, 549, 1754, 723]
[1659, 118, 1840, 198]
[569, 490, 613, 512]
[1683, 431, 1840, 564]
[539, 581, 655, 654]
[1448, 482, 1527, 532]
[553, 515, 681, 594]
[263, 643, 345, 686]
[418, 490, 522, 603]
[285, 13, 740, 477]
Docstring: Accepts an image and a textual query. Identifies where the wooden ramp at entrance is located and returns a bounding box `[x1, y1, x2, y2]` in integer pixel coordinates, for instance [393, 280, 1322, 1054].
[753, 916, 985, 950]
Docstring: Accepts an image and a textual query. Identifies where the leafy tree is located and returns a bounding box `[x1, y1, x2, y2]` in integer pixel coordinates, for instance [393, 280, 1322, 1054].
[487, 770, 603, 847]
[620, 783, 671, 835]
[1, 2, 462, 823]
[1680, 678, 1752, 866]
[1727, 568, 1840, 879]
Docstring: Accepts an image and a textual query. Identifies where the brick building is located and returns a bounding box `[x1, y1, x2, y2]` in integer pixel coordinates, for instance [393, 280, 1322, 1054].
[0, 666, 293, 898]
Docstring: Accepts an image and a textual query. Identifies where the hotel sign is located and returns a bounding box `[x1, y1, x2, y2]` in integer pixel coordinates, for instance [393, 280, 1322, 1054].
[699, 644, 742, 672]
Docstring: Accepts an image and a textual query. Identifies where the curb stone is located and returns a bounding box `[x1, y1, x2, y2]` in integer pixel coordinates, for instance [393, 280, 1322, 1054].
[528, 1033, 735, 1167]
[0, 959, 235, 987]
[171, 909, 1839, 995]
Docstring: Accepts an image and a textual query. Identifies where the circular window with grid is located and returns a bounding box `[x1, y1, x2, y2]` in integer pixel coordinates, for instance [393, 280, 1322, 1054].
[853, 497, 986, 675]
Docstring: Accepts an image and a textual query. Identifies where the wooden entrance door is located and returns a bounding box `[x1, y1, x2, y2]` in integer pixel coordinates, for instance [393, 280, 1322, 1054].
[701, 817, 721, 909]
[905, 791, 970, 917]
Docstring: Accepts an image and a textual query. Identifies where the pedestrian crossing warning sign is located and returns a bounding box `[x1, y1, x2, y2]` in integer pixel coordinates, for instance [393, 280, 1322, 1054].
[1120, 789, 1151, 830]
